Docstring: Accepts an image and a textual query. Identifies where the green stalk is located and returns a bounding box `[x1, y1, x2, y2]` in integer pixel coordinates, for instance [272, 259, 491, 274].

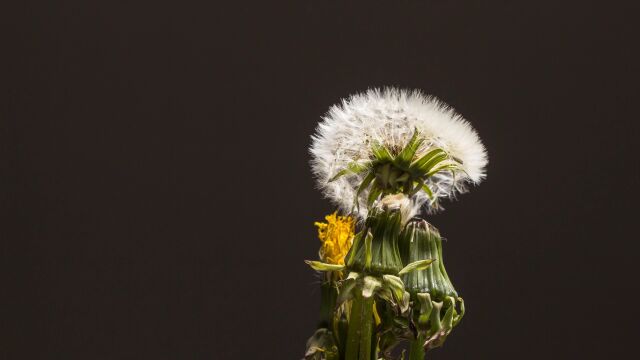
[319, 281, 337, 328]
[358, 296, 374, 360]
[408, 335, 426, 360]
[344, 292, 375, 360]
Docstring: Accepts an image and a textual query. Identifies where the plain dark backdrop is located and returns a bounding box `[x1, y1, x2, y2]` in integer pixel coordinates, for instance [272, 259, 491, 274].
[2, 1, 639, 359]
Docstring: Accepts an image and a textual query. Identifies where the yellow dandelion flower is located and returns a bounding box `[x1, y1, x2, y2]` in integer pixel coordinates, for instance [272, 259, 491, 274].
[315, 212, 355, 265]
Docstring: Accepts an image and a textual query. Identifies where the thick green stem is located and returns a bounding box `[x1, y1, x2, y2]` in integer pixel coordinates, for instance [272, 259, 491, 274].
[319, 282, 337, 328]
[344, 292, 375, 360]
[408, 335, 426, 360]
[358, 296, 374, 360]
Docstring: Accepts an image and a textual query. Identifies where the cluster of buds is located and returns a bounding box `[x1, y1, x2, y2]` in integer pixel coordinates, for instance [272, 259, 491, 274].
[304, 89, 486, 360]
[306, 195, 464, 360]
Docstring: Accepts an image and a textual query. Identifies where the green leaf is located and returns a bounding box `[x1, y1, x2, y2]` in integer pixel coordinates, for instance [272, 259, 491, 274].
[398, 259, 435, 275]
[395, 129, 424, 169]
[305, 260, 345, 272]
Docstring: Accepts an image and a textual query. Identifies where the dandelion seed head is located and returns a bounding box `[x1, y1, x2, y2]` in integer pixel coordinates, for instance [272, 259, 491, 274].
[310, 88, 488, 218]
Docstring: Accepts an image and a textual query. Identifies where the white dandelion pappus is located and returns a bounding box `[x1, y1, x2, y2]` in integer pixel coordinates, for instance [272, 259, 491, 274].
[310, 88, 488, 218]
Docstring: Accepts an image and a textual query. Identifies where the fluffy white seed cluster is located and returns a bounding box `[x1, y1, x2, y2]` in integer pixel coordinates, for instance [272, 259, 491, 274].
[310, 88, 488, 219]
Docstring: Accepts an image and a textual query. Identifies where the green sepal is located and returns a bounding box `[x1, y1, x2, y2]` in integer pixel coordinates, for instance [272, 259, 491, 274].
[398, 259, 435, 275]
[428, 301, 443, 336]
[371, 142, 394, 162]
[377, 163, 391, 187]
[361, 276, 381, 298]
[353, 171, 376, 211]
[336, 273, 359, 306]
[421, 182, 435, 200]
[441, 297, 456, 331]
[345, 232, 363, 268]
[453, 297, 465, 326]
[328, 161, 368, 182]
[364, 233, 373, 269]
[381, 275, 405, 303]
[410, 148, 448, 174]
[424, 162, 459, 179]
[395, 129, 423, 170]
[305, 260, 345, 272]
[415, 293, 433, 330]
[367, 181, 383, 207]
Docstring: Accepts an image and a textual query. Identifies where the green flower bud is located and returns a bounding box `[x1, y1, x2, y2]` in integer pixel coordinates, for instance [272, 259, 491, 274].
[345, 208, 404, 275]
[399, 219, 457, 299]
[399, 219, 465, 351]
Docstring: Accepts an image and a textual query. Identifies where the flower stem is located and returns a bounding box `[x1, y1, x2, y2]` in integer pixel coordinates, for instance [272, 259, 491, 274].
[319, 281, 337, 328]
[408, 335, 426, 360]
[344, 292, 375, 360]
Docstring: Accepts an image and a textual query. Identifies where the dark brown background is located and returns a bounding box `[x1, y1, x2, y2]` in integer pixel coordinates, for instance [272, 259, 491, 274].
[2, 1, 639, 359]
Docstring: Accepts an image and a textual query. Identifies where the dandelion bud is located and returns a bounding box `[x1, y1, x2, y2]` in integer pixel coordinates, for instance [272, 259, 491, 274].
[345, 208, 404, 275]
[399, 219, 465, 351]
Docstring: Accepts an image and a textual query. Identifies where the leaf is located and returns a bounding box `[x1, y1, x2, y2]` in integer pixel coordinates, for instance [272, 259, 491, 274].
[395, 129, 424, 169]
[398, 259, 435, 275]
[305, 260, 345, 272]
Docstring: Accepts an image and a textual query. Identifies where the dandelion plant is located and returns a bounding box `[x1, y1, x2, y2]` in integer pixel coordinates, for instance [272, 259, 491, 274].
[304, 88, 487, 360]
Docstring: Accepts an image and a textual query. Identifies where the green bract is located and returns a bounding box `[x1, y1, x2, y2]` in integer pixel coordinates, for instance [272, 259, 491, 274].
[345, 208, 404, 275]
[329, 129, 463, 209]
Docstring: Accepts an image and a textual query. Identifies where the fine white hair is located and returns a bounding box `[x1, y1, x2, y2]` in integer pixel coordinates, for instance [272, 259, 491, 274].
[310, 88, 488, 219]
